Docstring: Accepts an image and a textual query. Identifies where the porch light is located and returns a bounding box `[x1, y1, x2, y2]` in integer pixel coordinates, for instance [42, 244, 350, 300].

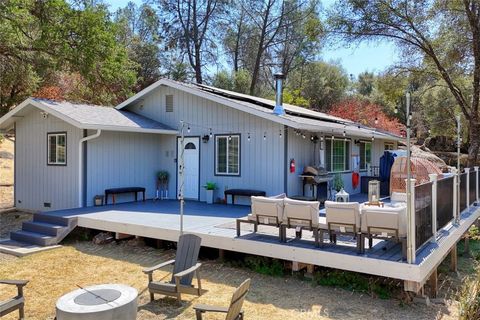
[202, 135, 210, 143]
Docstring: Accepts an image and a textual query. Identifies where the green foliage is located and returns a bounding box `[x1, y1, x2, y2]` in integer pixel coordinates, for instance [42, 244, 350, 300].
[313, 269, 395, 299]
[157, 171, 169, 183]
[204, 182, 217, 190]
[333, 173, 344, 192]
[286, 61, 349, 111]
[212, 69, 251, 94]
[458, 267, 480, 320]
[243, 256, 284, 277]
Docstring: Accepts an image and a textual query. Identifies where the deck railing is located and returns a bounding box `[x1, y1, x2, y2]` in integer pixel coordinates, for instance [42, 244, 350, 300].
[407, 167, 479, 263]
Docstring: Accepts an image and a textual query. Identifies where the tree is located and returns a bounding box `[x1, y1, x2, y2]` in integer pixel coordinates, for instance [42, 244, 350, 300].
[0, 0, 136, 111]
[212, 69, 251, 94]
[328, 0, 480, 165]
[115, 2, 162, 91]
[158, 0, 224, 84]
[356, 71, 375, 96]
[286, 61, 349, 111]
[329, 98, 404, 135]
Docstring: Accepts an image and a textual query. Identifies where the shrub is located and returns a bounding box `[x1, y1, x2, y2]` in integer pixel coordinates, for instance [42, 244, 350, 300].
[458, 269, 480, 320]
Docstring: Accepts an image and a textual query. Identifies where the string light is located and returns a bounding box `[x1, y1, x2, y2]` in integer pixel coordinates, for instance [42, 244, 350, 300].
[302, 133, 306, 139]
[394, 107, 398, 114]
[371, 135, 375, 141]
[209, 128, 212, 138]
[320, 135, 324, 141]
[247, 133, 251, 141]
[279, 129, 282, 138]
[343, 130, 346, 137]
[187, 125, 191, 133]
[228, 135, 232, 141]
[332, 135, 335, 140]
[374, 117, 378, 125]
[344, 137, 347, 141]
[263, 132, 267, 140]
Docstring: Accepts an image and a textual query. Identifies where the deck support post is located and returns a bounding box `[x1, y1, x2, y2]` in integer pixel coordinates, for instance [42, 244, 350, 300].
[450, 242, 458, 272]
[427, 268, 438, 298]
[464, 235, 470, 257]
[218, 249, 225, 261]
[429, 174, 438, 242]
[406, 178, 416, 264]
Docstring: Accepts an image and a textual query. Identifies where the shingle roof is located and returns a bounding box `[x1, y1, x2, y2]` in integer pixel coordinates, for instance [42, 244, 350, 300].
[0, 98, 177, 134]
[33, 99, 176, 132]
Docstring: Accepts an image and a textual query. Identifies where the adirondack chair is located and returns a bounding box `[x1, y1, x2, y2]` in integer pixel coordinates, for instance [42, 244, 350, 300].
[194, 278, 251, 320]
[0, 280, 28, 320]
[143, 233, 203, 302]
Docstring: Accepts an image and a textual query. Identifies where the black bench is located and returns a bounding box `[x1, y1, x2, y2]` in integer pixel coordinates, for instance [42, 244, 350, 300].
[224, 189, 266, 205]
[105, 187, 146, 205]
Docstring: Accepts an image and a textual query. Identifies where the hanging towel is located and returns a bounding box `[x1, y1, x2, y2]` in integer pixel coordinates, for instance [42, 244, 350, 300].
[379, 151, 395, 182]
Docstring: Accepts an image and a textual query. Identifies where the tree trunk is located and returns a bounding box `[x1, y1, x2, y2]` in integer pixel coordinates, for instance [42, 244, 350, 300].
[468, 117, 480, 166]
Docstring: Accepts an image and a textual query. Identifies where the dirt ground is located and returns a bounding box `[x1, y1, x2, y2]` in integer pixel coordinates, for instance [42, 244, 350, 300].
[0, 138, 14, 209]
[0, 235, 464, 320]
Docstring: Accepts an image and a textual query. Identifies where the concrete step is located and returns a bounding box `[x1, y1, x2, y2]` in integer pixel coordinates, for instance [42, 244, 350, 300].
[33, 213, 69, 226]
[22, 221, 64, 237]
[10, 230, 57, 246]
[0, 239, 61, 257]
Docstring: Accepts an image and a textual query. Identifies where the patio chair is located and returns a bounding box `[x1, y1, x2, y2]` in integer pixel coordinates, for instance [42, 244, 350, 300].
[361, 204, 407, 252]
[0, 280, 28, 320]
[236, 195, 285, 240]
[143, 233, 203, 302]
[194, 278, 251, 320]
[282, 198, 321, 246]
[324, 201, 363, 253]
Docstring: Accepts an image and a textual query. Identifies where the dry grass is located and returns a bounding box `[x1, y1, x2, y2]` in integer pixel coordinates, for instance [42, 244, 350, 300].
[0, 240, 458, 320]
[0, 138, 14, 208]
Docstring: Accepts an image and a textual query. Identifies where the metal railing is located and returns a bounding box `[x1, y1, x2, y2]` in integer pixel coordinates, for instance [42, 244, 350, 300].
[407, 167, 479, 263]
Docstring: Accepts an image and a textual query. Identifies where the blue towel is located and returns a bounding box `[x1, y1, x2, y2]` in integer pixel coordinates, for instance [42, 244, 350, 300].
[379, 151, 395, 182]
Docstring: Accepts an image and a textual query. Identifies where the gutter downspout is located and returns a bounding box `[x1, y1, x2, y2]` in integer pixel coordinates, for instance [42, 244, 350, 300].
[78, 129, 101, 207]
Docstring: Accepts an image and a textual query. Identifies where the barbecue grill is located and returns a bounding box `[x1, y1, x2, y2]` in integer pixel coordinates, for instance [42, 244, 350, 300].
[299, 166, 333, 203]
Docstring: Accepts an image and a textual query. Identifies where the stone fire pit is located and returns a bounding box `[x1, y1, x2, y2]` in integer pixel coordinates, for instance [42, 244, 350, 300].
[56, 284, 137, 320]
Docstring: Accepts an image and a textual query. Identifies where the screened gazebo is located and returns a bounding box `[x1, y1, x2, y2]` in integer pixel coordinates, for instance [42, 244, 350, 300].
[390, 156, 443, 194]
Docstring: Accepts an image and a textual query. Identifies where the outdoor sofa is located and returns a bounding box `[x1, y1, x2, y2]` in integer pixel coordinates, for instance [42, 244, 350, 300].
[324, 201, 363, 253]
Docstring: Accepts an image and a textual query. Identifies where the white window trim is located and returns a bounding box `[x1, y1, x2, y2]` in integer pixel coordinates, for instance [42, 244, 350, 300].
[325, 137, 351, 173]
[47, 132, 67, 165]
[215, 134, 240, 176]
[359, 141, 372, 171]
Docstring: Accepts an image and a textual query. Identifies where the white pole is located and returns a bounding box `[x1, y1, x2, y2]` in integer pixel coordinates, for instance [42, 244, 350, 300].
[466, 167, 471, 207]
[78, 129, 101, 208]
[453, 168, 458, 223]
[429, 173, 438, 243]
[456, 115, 461, 223]
[475, 166, 479, 203]
[405, 91, 415, 263]
[179, 121, 185, 235]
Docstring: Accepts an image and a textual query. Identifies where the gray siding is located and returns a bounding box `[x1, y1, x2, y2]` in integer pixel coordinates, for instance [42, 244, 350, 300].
[85, 131, 164, 206]
[15, 110, 81, 211]
[127, 86, 285, 204]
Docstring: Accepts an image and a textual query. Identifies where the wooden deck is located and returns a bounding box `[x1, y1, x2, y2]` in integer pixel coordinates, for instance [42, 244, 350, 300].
[44, 199, 480, 288]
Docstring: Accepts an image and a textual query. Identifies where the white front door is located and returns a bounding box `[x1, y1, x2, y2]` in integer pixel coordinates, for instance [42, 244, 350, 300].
[177, 137, 200, 200]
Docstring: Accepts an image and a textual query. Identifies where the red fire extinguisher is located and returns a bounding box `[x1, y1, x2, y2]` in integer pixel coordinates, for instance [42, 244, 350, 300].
[290, 159, 296, 173]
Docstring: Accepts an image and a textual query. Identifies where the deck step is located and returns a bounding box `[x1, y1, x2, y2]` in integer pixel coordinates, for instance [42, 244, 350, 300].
[22, 221, 64, 237]
[10, 230, 57, 246]
[33, 213, 69, 226]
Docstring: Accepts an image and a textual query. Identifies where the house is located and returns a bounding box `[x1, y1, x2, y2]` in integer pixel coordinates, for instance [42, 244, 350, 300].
[0, 77, 401, 212]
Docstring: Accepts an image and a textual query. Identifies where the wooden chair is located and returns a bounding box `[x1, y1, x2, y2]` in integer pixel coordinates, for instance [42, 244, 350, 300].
[0, 280, 28, 320]
[194, 278, 251, 320]
[143, 233, 203, 302]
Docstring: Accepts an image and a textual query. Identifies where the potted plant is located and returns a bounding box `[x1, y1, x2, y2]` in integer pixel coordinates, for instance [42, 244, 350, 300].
[331, 173, 344, 200]
[157, 171, 169, 200]
[203, 182, 217, 204]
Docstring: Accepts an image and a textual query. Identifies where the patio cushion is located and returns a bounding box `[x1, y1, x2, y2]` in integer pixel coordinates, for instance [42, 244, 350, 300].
[283, 198, 320, 228]
[247, 214, 278, 225]
[324, 201, 361, 233]
[361, 205, 407, 237]
[250, 196, 284, 224]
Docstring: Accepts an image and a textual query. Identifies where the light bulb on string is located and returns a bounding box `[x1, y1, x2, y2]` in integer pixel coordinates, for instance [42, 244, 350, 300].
[374, 117, 378, 125]
[247, 133, 251, 141]
[209, 128, 212, 138]
[263, 132, 267, 140]
[187, 125, 191, 133]
[343, 130, 346, 137]
[228, 135, 232, 141]
[302, 133, 306, 139]
[279, 129, 282, 138]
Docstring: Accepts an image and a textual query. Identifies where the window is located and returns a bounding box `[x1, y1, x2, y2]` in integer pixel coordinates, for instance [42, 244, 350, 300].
[47, 132, 66, 165]
[165, 95, 174, 112]
[359, 141, 372, 170]
[215, 135, 240, 175]
[384, 142, 395, 150]
[325, 138, 350, 172]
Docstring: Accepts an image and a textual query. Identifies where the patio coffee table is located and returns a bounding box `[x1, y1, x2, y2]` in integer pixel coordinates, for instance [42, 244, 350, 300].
[56, 284, 138, 320]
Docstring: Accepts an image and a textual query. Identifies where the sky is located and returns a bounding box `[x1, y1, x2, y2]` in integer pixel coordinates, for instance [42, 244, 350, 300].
[105, 0, 398, 77]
